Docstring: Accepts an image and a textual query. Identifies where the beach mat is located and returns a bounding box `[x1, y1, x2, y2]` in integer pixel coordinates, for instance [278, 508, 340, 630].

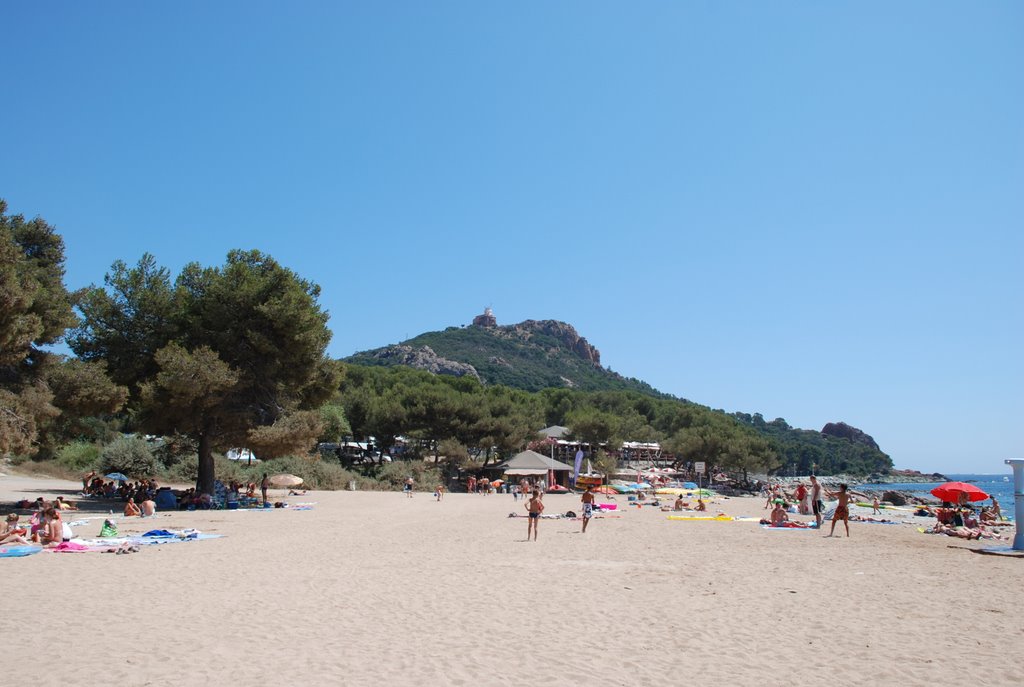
[667, 515, 732, 521]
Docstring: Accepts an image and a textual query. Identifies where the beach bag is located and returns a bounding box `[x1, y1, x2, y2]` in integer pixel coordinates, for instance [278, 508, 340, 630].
[99, 520, 118, 538]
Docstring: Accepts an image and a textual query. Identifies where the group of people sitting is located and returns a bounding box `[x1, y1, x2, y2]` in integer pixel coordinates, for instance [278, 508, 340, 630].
[0, 500, 74, 547]
[82, 472, 162, 505]
[669, 494, 706, 512]
[921, 497, 1006, 540]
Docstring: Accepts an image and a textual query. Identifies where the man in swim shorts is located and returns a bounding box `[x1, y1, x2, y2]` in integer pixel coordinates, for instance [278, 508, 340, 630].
[810, 475, 823, 528]
[525, 489, 544, 541]
[580, 486, 595, 533]
[827, 483, 853, 538]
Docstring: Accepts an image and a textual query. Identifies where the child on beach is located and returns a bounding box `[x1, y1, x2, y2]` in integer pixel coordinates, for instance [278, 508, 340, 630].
[525, 489, 544, 541]
[404, 477, 414, 498]
[434, 485, 444, 502]
[580, 486, 595, 533]
[872, 497, 881, 515]
[826, 484, 853, 537]
[1, 513, 30, 545]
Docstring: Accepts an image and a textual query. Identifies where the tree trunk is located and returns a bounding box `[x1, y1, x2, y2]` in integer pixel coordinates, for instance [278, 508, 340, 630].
[197, 431, 216, 496]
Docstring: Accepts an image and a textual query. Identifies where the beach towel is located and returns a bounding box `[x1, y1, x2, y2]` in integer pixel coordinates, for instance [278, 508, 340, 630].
[667, 515, 733, 521]
[53, 541, 92, 552]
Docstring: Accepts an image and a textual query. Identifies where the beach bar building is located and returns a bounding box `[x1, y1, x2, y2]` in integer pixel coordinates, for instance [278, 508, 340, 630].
[497, 450, 574, 488]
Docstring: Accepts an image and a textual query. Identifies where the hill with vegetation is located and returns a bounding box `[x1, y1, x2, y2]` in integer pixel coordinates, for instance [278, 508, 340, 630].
[343, 312, 894, 477]
[346, 317, 665, 396]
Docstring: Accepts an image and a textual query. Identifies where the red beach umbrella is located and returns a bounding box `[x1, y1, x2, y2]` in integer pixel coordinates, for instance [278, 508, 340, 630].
[930, 481, 989, 503]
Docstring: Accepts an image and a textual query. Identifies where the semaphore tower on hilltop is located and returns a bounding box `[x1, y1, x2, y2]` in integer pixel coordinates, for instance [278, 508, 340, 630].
[472, 307, 497, 328]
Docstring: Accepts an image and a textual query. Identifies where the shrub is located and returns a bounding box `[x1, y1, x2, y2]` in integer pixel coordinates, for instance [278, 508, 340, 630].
[55, 441, 102, 471]
[376, 460, 442, 491]
[100, 435, 159, 478]
[240, 454, 365, 491]
[153, 434, 197, 469]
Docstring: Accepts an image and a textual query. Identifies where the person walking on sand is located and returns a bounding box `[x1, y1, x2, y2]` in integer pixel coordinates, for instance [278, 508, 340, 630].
[580, 486, 595, 533]
[826, 484, 853, 537]
[261, 473, 270, 506]
[810, 475, 824, 528]
[434, 484, 443, 502]
[525, 489, 544, 541]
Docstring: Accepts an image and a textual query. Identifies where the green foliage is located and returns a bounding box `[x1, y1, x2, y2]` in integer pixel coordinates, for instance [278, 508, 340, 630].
[341, 366, 543, 463]
[72, 250, 340, 493]
[731, 413, 892, 476]
[55, 441, 102, 471]
[0, 200, 75, 454]
[318, 403, 351, 443]
[100, 435, 159, 477]
[375, 460, 443, 492]
[347, 324, 666, 395]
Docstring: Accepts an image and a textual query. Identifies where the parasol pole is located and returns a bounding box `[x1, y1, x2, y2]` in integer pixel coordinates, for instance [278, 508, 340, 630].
[1007, 460, 1024, 551]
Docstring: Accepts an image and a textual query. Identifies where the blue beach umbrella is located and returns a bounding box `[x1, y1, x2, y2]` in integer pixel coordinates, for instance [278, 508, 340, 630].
[105, 472, 129, 482]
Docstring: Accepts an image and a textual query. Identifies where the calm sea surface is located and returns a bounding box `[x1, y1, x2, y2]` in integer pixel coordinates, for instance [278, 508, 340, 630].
[859, 473, 1017, 520]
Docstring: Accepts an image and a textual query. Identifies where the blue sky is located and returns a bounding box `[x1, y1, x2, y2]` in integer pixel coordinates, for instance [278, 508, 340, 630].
[3, 3, 1021, 474]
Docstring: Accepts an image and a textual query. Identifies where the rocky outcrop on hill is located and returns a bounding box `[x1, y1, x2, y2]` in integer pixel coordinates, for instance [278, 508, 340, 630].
[821, 422, 880, 451]
[368, 345, 480, 380]
[505, 320, 601, 365]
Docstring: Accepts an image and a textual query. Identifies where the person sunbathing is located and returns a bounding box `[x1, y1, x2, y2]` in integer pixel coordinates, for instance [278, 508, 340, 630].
[928, 523, 986, 540]
[140, 498, 156, 517]
[124, 498, 142, 517]
[673, 495, 684, 511]
[55, 496, 79, 511]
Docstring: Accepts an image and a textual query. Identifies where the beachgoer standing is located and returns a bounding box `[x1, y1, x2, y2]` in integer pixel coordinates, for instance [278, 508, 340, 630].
[525, 489, 544, 541]
[260, 473, 270, 506]
[826, 484, 853, 537]
[434, 485, 443, 502]
[810, 475, 823, 528]
[871, 497, 881, 515]
[404, 477, 414, 498]
[580, 486, 595, 533]
[794, 482, 808, 514]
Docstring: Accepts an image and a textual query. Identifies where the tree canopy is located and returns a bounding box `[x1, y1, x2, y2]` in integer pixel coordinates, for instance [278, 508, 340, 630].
[1, 201, 125, 455]
[71, 250, 340, 493]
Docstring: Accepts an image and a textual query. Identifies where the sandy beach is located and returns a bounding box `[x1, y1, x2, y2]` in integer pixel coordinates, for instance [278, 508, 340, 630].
[1, 473, 1020, 686]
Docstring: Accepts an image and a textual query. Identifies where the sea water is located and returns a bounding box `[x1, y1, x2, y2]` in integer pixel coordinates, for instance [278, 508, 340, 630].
[859, 473, 1015, 520]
